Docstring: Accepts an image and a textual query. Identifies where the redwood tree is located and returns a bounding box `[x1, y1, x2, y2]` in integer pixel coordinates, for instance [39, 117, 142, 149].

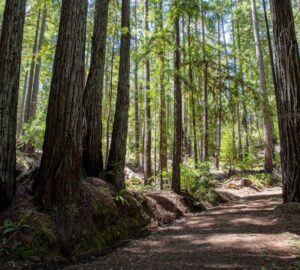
[83, 0, 110, 176]
[0, 0, 26, 210]
[172, 3, 182, 194]
[143, 0, 152, 184]
[106, 0, 131, 190]
[35, 0, 87, 209]
[270, 0, 300, 202]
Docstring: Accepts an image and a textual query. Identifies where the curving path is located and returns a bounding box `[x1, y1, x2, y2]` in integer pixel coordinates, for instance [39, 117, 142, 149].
[65, 187, 300, 270]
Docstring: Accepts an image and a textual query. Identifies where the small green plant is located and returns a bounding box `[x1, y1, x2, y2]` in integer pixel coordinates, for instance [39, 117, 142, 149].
[113, 189, 130, 206]
[180, 161, 217, 204]
[0, 220, 31, 257]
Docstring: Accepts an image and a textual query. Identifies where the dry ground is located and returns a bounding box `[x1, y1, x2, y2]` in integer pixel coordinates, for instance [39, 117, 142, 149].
[64, 187, 300, 270]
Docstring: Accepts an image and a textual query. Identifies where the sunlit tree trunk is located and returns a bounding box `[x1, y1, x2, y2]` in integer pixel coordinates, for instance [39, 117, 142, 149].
[30, 5, 47, 120]
[0, 0, 26, 210]
[188, 17, 198, 167]
[251, 0, 273, 173]
[236, 21, 249, 156]
[24, 9, 41, 125]
[17, 69, 28, 135]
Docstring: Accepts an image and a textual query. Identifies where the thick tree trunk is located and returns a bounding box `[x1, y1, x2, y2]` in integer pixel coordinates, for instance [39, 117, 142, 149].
[270, 0, 300, 202]
[106, 0, 131, 190]
[251, 0, 273, 173]
[172, 8, 182, 194]
[143, 0, 152, 184]
[29, 5, 47, 119]
[0, 0, 26, 210]
[35, 0, 87, 253]
[83, 0, 109, 176]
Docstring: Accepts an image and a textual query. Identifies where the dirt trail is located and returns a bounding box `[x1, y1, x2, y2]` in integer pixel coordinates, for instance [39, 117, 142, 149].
[65, 187, 300, 270]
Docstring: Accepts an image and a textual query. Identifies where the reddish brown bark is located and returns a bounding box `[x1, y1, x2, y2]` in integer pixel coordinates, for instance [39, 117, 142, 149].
[83, 0, 110, 176]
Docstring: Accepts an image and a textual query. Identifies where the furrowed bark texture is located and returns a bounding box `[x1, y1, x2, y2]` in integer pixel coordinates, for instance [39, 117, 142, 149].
[0, 0, 26, 210]
[35, 0, 87, 253]
[106, 0, 131, 190]
[270, 0, 300, 202]
[36, 0, 87, 209]
[83, 0, 109, 176]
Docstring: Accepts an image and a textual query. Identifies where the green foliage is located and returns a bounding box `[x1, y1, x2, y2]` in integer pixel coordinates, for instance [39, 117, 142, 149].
[181, 161, 217, 204]
[0, 220, 31, 257]
[113, 189, 130, 206]
[21, 110, 46, 148]
[220, 127, 238, 171]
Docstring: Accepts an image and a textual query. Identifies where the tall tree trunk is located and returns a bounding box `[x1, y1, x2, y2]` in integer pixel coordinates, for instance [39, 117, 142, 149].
[181, 18, 189, 158]
[236, 21, 249, 156]
[172, 6, 182, 194]
[262, 0, 278, 150]
[83, 0, 109, 176]
[222, 14, 236, 165]
[24, 9, 41, 125]
[231, 0, 242, 156]
[215, 11, 222, 170]
[106, 0, 131, 190]
[158, 0, 167, 189]
[105, 29, 116, 168]
[134, 0, 140, 168]
[0, 0, 26, 210]
[251, 0, 273, 173]
[270, 0, 300, 202]
[143, 0, 152, 184]
[35, 0, 87, 252]
[29, 5, 47, 120]
[188, 16, 198, 167]
[201, 0, 208, 161]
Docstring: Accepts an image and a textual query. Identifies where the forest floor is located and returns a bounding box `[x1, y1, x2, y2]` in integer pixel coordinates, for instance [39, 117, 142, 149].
[64, 186, 300, 270]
